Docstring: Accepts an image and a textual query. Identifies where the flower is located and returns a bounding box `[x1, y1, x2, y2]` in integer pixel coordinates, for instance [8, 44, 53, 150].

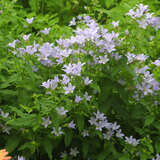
[111, 21, 119, 28]
[68, 120, 76, 129]
[51, 127, 64, 136]
[125, 136, 139, 146]
[22, 34, 31, 41]
[40, 28, 50, 35]
[18, 156, 25, 160]
[64, 83, 75, 94]
[82, 130, 89, 137]
[83, 77, 93, 85]
[70, 147, 79, 157]
[26, 17, 34, 24]
[69, 17, 76, 26]
[75, 95, 82, 103]
[60, 151, 67, 158]
[84, 92, 92, 101]
[56, 107, 68, 116]
[42, 117, 52, 128]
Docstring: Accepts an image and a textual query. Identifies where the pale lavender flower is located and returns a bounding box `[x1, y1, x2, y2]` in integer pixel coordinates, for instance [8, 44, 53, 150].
[62, 74, 70, 84]
[56, 107, 68, 116]
[40, 28, 50, 35]
[41, 78, 59, 90]
[77, 15, 82, 20]
[51, 127, 64, 136]
[137, 19, 148, 29]
[83, 77, 93, 85]
[64, 83, 75, 94]
[98, 55, 109, 64]
[125, 29, 129, 35]
[88, 117, 97, 125]
[42, 117, 52, 128]
[60, 151, 67, 158]
[70, 147, 79, 157]
[63, 62, 85, 76]
[1, 111, 9, 118]
[75, 95, 82, 103]
[23, 34, 31, 41]
[152, 60, 160, 66]
[115, 129, 124, 138]
[152, 154, 160, 160]
[94, 110, 106, 121]
[84, 92, 92, 101]
[8, 39, 19, 48]
[111, 122, 120, 130]
[68, 120, 76, 129]
[125, 136, 139, 146]
[82, 130, 89, 137]
[26, 17, 34, 24]
[103, 130, 114, 140]
[18, 156, 26, 160]
[112, 21, 119, 28]
[69, 17, 76, 26]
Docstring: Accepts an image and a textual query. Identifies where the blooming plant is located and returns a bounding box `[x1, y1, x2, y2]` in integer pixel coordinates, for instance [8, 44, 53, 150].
[1, 1, 160, 160]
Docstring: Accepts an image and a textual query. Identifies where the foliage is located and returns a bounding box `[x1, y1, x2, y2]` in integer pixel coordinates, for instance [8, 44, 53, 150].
[1, 0, 160, 160]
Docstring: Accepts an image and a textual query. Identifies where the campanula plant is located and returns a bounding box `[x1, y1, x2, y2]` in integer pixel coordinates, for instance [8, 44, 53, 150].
[1, 1, 160, 160]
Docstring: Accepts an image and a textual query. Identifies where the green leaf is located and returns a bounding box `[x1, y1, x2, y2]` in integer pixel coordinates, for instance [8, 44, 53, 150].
[42, 139, 53, 160]
[76, 115, 84, 131]
[6, 114, 39, 128]
[64, 129, 73, 147]
[82, 142, 88, 158]
[5, 135, 21, 153]
[144, 115, 155, 127]
[119, 154, 130, 160]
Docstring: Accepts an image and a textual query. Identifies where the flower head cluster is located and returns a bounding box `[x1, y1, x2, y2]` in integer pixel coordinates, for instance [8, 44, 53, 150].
[41, 76, 59, 90]
[127, 4, 160, 30]
[89, 110, 138, 145]
[152, 154, 160, 160]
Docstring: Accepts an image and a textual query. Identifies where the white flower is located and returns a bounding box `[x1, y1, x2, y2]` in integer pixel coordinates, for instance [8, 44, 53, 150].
[115, 129, 124, 138]
[56, 107, 68, 116]
[51, 127, 64, 136]
[70, 147, 79, 157]
[60, 151, 67, 158]
[82, 130, 89, 137]
[125, 136, 139, 146]
[42, 117, 52, 128]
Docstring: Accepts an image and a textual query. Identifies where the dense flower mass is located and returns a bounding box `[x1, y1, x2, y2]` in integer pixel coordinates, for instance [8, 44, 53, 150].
[2, 2, 160, 160]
